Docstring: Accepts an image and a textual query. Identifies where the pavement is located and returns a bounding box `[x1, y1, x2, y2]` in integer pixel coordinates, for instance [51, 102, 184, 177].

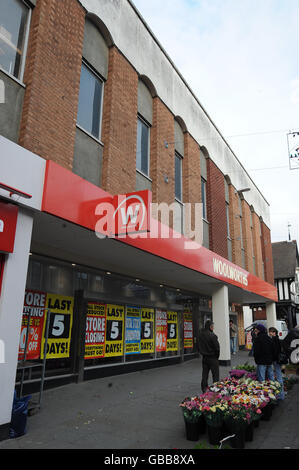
[0, 350, 298, 450]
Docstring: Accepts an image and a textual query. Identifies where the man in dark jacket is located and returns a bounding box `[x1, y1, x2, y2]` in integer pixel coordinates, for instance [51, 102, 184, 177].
[198, 320, 220, 392]
[253, 323, 275, 382]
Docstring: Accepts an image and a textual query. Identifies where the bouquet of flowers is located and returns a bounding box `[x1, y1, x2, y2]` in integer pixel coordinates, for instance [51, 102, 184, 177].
[200, 392, 230, 427]
[223, 402, 252, 431]
[180, 396, 202, 423]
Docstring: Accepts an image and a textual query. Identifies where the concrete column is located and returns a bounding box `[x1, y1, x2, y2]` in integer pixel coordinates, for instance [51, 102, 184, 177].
[0, 208, 33, 440]
[212, 285, 231, 365]
[266, 302, 277, 329]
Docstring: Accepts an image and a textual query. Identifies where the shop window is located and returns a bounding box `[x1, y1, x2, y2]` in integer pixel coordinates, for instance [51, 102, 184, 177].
[77, 62, 103, 140]
[136, 116, 150, 176]
[0, 0, 30, 80]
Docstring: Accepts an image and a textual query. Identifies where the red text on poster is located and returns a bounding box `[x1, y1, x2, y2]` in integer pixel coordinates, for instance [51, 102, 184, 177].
[156, 310, 167, 352]
[18, 290, 46, 360]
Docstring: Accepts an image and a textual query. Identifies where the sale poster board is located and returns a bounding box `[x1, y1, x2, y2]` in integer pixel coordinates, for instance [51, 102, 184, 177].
[166, 311, 178, 352]
[105, 304, 125, 357]
[156, 310, 167, 352]
[183, 312, 193, 349]
[141, 308, 155, 354]
[85, 302, 106, 359]
[41, 293, 74, 359]
[18, 290, 47, 360]
[125, 306, 141, 354]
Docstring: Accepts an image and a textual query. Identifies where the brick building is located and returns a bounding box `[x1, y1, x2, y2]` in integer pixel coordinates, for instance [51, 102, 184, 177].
[0, 0, 278, 439]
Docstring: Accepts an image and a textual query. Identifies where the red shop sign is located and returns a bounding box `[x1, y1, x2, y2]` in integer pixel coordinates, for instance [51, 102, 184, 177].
[0, 201, 18, 253]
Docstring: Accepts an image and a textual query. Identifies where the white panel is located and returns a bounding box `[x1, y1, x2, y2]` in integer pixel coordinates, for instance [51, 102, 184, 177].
[0, 209, 33, 426]
[212, 285, 230, 362]
[278, 280, 284, 300]
[284, 280, 289, 300]
[0, 136, 46, 211]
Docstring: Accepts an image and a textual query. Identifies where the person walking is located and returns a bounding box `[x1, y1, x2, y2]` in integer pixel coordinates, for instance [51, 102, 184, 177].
[268, 327, 285, 400]
[229, 319, 237, 355]
[253, 323, 275, 382]
[248, 326, 257, 357]
[198, 320, 220, 393]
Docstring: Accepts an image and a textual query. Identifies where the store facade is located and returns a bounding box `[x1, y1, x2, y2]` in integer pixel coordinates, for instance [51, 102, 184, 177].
[0, 137, 278, 439]
[0, 0, 278, 440]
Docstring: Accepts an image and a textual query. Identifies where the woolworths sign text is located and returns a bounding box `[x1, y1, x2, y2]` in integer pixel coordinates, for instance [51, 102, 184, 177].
[212, 258, 248, 287]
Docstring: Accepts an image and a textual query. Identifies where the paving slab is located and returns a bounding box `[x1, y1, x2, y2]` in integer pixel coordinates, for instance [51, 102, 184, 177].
[0, 351, 298, 450]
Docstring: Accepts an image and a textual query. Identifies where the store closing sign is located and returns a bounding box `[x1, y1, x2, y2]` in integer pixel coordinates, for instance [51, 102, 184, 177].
[18, 290, 47, 360]
[183, 312, 193, 349]
[167, 311, 178, 352]
[141, 308, 155, 354]
[41, 293, 74, 359]
[85, 302, 106, 359]
[105, 304, 125, 357]
[125, 306, 141, 354]
[156, 310, 167, 352]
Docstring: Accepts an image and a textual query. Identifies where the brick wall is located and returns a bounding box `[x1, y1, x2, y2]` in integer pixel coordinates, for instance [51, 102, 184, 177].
[150, 97, 175, 206]
[261, 222, 275, 285]
[206, 159, 227, 258]
[252, 212, 264, 279]
[19, 0, 85, 170]
[101, 46, 138, 194]
[183, 133, 201, 234]
[228, 184, 242, 267]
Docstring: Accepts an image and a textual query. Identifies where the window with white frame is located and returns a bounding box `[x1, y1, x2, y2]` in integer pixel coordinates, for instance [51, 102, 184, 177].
[77, 62, 103, 140]
[136, 116, 150, 176]
[0, 0, 30, 80]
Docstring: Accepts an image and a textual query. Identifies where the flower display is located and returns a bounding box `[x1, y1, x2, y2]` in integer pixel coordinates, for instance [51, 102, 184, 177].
[180, 372, 282, 434]
[180, 396, 203, 423]
[198, 392, 230, 427]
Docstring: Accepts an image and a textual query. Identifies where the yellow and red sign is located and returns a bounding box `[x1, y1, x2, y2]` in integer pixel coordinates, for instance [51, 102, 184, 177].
[105, 304, 125, 357]
[85, 302, 106, 359]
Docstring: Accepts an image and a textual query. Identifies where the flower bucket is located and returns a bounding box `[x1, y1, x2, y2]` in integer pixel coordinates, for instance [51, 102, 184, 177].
[245, 422, 254, 442]
[230, 428, 246, 449]
[207, 424, 223, 446]
[253, 418, 260, 428]
[197, 415, 206, 435]
[261, 404, 272, 421]
[184, 420, 200, 441]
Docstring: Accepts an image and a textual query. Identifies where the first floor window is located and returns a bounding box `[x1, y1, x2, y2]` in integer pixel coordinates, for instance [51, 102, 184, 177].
[136, 116, 150, 176]
[77, 62, 103, 140]
[0, 0, 30, 80]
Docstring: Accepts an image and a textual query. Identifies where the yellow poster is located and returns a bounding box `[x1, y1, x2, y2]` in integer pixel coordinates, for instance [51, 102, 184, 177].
[167, 311, 178, 352]
[141, 308, 155, 354]
[183, 312, 193, 349]
[85, 302, 106, 359]
[41, 293, 74, 359]
[105, 304, 125, 357]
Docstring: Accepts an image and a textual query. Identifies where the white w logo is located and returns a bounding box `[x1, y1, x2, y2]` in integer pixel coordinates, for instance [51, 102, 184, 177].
[120, 204, 140, 226]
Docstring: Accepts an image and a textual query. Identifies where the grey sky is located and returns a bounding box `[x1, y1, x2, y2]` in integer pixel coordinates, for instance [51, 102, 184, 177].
[132, 0, 299, 244]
